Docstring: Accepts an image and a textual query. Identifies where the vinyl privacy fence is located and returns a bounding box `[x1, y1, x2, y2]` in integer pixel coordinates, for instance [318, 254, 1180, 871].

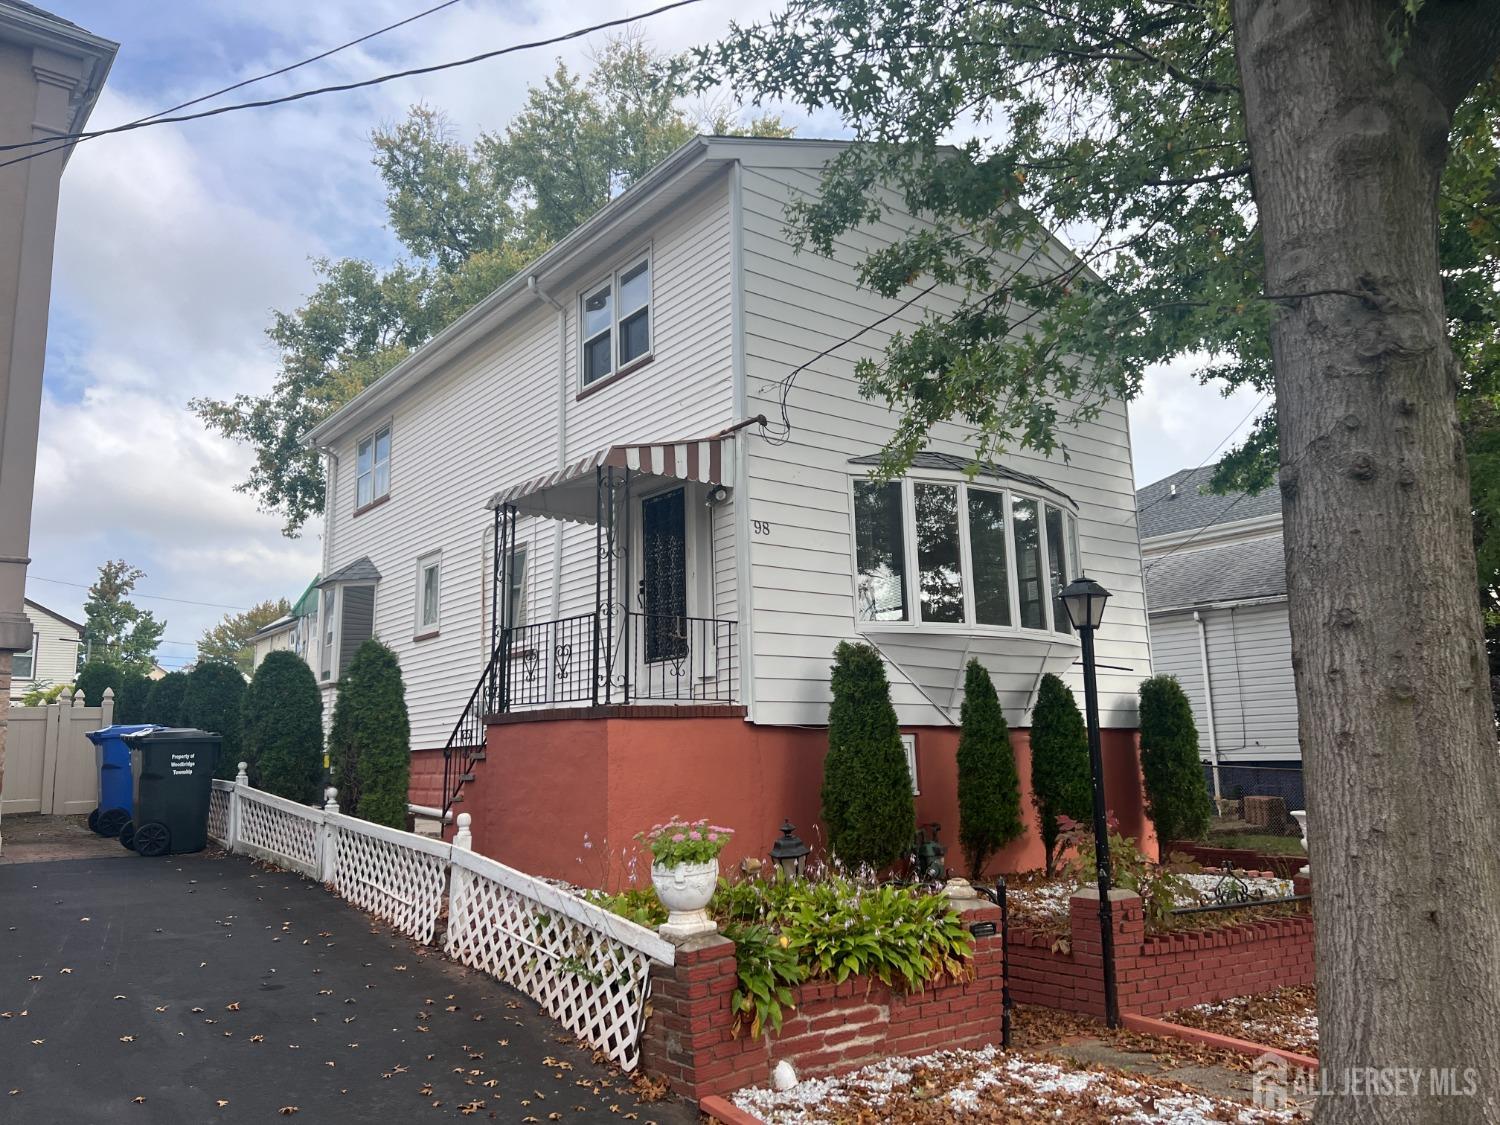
[207, 768, 674, 1069]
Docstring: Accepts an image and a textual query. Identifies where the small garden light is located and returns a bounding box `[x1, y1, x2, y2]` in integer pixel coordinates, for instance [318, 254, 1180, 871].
[769, 820, 810, 880]
[1060, 576, 1111, 631]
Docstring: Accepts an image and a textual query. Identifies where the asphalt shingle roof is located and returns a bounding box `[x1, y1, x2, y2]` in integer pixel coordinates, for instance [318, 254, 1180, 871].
[1143, 533, 1287, 612]
[319, 556, 381, 585]
[1135, 464, 1282, 540]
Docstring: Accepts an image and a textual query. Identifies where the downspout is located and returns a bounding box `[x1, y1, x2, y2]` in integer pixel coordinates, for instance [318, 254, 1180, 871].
[729, 161, 756, 718]
[1194, 610, 1222, 801]
[528, 275, 568, 621]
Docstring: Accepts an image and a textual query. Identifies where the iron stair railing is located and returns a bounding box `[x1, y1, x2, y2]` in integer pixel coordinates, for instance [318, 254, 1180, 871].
[439, 638, 506, 821]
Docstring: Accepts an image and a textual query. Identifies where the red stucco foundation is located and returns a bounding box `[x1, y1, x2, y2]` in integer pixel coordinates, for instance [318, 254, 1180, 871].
[414, 709, 1153, 885]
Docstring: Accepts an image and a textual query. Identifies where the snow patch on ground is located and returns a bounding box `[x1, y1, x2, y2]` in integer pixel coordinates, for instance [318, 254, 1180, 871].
[732, 1044, 1298, 1123]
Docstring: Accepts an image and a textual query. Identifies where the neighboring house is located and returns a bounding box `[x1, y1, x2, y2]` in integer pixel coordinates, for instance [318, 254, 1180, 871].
[304, 137, 1154, 879]
[0, 1, 114, 780]
[1137, 465, 1304, 805]
[8, 597, 83, 699]
[249, 577, 320, 671]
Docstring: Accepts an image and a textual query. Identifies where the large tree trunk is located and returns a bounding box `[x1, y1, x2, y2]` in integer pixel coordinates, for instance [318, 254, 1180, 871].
[1232, 3, 1500, 1121]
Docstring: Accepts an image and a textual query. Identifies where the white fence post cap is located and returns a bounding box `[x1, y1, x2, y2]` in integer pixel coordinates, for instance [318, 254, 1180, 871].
[324, 787, 339, 813]
[235, 762, 249, 785]
[454, 813, 473, 851]
[101, 686, 115, 700]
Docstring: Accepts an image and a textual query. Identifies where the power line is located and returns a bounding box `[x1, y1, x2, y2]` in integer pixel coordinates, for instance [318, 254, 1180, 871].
[26, 574, 252, 612]
[0, 0, 709, 172]
[1135, 392, 1268, 519]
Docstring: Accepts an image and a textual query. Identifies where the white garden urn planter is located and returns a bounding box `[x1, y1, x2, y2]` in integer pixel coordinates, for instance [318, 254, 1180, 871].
[1290, 809, 1309, 877]
[652, 858, 719, 940]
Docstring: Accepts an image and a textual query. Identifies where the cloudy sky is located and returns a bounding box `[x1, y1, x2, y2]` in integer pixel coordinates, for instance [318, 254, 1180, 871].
[30, 0, 1261, 668]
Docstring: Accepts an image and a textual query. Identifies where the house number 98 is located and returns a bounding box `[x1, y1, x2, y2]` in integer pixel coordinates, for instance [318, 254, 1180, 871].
[752, 520, 772, 536]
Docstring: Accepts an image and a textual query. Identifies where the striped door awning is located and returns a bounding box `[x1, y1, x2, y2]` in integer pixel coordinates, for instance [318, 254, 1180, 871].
[485, 436, 731, 523]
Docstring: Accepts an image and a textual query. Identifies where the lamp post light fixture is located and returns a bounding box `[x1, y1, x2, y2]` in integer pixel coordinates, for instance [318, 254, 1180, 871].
[1059, 575, 1120, 1029]
[769, 820, 810, 880]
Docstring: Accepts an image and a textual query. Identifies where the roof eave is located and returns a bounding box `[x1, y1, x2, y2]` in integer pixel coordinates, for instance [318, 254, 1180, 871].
[301, 136, 718, 451]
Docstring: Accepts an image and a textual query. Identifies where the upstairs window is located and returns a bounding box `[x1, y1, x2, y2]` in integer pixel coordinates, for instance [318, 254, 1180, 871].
[580, 254, 652, 388]
[852, 474, 1079, 634]
[356, 424, 391, 510]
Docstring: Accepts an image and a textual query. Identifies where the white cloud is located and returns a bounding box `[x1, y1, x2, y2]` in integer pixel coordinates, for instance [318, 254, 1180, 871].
[1128, 356, 1267, 490]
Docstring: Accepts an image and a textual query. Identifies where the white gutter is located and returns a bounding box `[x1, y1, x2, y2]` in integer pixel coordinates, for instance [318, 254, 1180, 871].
[527, 276, 569, 622]
[1194, 610, 1221, 800]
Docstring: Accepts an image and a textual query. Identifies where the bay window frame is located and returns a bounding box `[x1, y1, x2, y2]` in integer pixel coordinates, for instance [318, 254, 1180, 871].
[848, 470, 1081, 641]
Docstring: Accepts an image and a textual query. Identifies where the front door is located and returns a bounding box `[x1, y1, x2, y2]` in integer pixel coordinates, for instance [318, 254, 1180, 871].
[639, 487, 689, 662]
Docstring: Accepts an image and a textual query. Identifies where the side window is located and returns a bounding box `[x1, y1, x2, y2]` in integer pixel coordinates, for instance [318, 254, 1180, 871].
[417, 553, 441, 634]
[356, 425, 392, 510]
[853, 480, 909, 622]
[12, 632, 36, 680]
[321, 588, 336, 681]
[507, 545, 529, 628]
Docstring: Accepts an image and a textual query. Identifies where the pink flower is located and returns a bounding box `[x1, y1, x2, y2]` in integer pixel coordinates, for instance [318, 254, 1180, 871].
[690, 831, 702, 840]
[707, 833, 719, 842]
[671, 833, 686, 843]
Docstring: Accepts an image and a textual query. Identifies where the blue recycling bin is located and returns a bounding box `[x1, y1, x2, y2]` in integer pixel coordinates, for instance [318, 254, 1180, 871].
[85, 724, 157, 837]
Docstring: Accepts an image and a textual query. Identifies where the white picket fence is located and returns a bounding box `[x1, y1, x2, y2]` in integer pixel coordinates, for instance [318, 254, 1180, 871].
[207, 766, 674, 1069]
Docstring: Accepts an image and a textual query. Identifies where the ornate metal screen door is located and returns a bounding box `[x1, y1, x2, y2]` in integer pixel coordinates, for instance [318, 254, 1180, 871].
[640, 487, 688, 662]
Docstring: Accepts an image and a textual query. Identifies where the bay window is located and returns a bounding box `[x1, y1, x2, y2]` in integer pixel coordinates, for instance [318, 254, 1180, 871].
[852, 473, 1080, 634]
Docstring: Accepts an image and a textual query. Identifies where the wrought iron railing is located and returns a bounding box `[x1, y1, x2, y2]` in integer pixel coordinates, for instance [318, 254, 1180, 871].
[625, 612, 737, 702]
[498, 613, 598, 709]
[441, 611, 737, 817]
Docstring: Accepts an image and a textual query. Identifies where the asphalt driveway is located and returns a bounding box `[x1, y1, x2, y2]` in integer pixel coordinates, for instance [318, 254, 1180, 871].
[0, 853, 697, 1124]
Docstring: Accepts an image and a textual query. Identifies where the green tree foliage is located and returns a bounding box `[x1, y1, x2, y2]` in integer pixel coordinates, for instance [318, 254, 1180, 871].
[821, 641, 915, 869]
[144, 670, 189, 726]
[198, 598, 291, 677]
[112, 672, 153, 725]
[81, 560, 166, 674]
[243, 651, 324, 804]
[1029, 674, 1092, 875]
[19, 682, 70, 707]
[181, 661, 247, 780]
[327, 641, 410, 828]
[195, 35, 789, 534]
[956, 659, 1023, 877]
[74, 659, 123, 708]
[1137, 675, 1212, 846]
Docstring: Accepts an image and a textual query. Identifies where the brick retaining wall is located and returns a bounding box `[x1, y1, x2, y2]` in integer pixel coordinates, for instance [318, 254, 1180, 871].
[640, 897, 1003, 1101]
[1007, 888, 1315, 1018]
[1167, 841, 1306, 878]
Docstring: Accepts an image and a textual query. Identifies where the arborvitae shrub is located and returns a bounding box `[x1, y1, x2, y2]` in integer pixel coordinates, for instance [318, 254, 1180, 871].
[821, 641, 915, 870]
[1138, 674, 1213, 845]
[113, 673, 152, 725]
[333, 640, 410, 829]
[144, 670, 189, 726]
[1029, 673, 1093, 874]
[956, 659, 1024, 877]
[75, 660, 123, 707]
[182, 661, 247, 780]
[243, 651, 324, 804]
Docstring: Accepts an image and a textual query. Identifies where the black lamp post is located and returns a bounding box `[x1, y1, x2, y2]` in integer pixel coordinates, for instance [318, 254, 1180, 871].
[769, 820, 810, 880]
[1060, 575, 1119, 1029]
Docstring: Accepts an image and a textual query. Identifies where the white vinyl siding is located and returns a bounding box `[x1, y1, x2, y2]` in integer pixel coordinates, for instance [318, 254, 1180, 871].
[1147, 599, 1300, 763]
[318, 172, 735, 748]
[737, 159, 1150, 728]
[9, 603, 83, 699]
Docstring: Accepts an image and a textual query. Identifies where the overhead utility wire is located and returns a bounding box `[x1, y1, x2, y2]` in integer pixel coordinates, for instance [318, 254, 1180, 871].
[0, 0, 708, 172]
[26, 574, 252, 612]
[1135, 392, 1268, 519]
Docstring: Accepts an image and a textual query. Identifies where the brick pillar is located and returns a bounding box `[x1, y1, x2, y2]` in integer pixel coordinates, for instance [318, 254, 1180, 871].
[640, 932, 764, 1101]
[1068, 888, 1144, 1018]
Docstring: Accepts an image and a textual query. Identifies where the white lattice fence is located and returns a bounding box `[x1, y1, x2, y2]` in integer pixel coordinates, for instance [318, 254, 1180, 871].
[445, 848, 674, 1071]
[235, 788, 323, 878]
[328, 813, 450, 944]
[207, 781, 231, 846]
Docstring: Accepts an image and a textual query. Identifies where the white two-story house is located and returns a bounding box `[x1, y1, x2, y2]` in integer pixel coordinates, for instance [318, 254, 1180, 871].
[303, 137, 1154, 880]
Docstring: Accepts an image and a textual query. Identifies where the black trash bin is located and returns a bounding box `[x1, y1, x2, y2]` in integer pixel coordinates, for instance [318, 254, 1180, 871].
[118, 728, 222, 857]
